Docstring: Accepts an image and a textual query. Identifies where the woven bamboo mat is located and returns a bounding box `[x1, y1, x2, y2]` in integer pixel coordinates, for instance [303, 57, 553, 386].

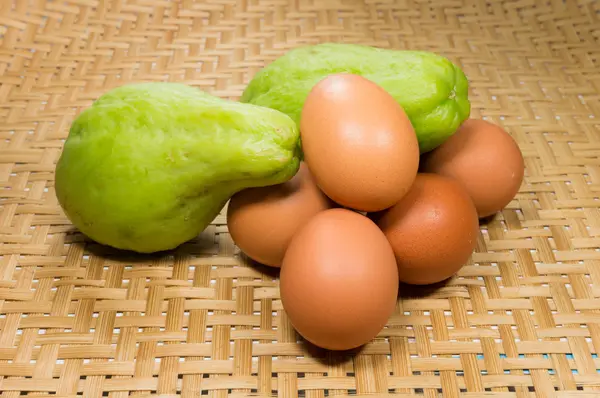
[1, 0, 599, 397]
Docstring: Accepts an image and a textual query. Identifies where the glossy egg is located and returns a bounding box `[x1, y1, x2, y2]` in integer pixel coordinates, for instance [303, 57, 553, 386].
[371, 173, 479, 285]
[420, 118, 525, 218]
[300, 73, 419, 212]
[280, 208, 399, 350]
[227, 162, 334, 267]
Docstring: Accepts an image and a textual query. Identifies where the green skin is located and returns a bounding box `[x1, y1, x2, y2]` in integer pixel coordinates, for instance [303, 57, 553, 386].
[241, 43, 471, 153]
[55, 82, 301, 253]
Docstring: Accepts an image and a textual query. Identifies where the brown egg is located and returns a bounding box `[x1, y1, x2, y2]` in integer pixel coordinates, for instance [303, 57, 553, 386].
[280, 208, 399, 350]
[370, 173, 479, 285]
[420, 118, 525, 218]
[300, 73, 419, 212]
[227, 163, 334, 267]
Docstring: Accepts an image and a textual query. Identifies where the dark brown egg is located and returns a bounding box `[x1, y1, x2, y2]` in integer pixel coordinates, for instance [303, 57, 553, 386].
[370, 173, 479, 285]
[280, 208, 399, 350]
[227, 162, 334, 267]
[420, 118, 525, 218]
[300, 73, 419, 212]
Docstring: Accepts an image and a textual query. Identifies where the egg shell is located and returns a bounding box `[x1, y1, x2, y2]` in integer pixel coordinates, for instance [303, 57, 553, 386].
[227, 163, 334, 267]
[420, 118, 525, 218]
[300, 73, 419, 212]
[280, 208, 399, 351]
[371, 173, 479, 285]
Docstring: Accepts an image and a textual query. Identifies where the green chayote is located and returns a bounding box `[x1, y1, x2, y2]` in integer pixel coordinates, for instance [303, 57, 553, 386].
[241, 43, 471, 153]
[55, 82, 300, 253]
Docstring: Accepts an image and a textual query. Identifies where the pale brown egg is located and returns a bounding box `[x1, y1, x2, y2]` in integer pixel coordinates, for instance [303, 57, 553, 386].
[300, 73, 419, 212]
[227, 162, 334, 267]
[280, 208, 399, 351]
[370, 173, 479, 285]
[420, 118, 525, 218]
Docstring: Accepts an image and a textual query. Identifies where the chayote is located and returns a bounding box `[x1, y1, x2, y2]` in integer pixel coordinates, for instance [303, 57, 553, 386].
[55, 82, 300, 253]
[240, 43, 471, 153]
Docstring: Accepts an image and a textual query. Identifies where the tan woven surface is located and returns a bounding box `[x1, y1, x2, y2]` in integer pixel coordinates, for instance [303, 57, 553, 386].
[1, 0, 600, 397]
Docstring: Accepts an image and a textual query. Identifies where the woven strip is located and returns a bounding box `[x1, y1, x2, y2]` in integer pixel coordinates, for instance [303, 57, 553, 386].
[1, 0, 599, 397]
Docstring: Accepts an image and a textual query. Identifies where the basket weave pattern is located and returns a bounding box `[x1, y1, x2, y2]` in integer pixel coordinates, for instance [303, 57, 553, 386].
[1, 0, 599, 396]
